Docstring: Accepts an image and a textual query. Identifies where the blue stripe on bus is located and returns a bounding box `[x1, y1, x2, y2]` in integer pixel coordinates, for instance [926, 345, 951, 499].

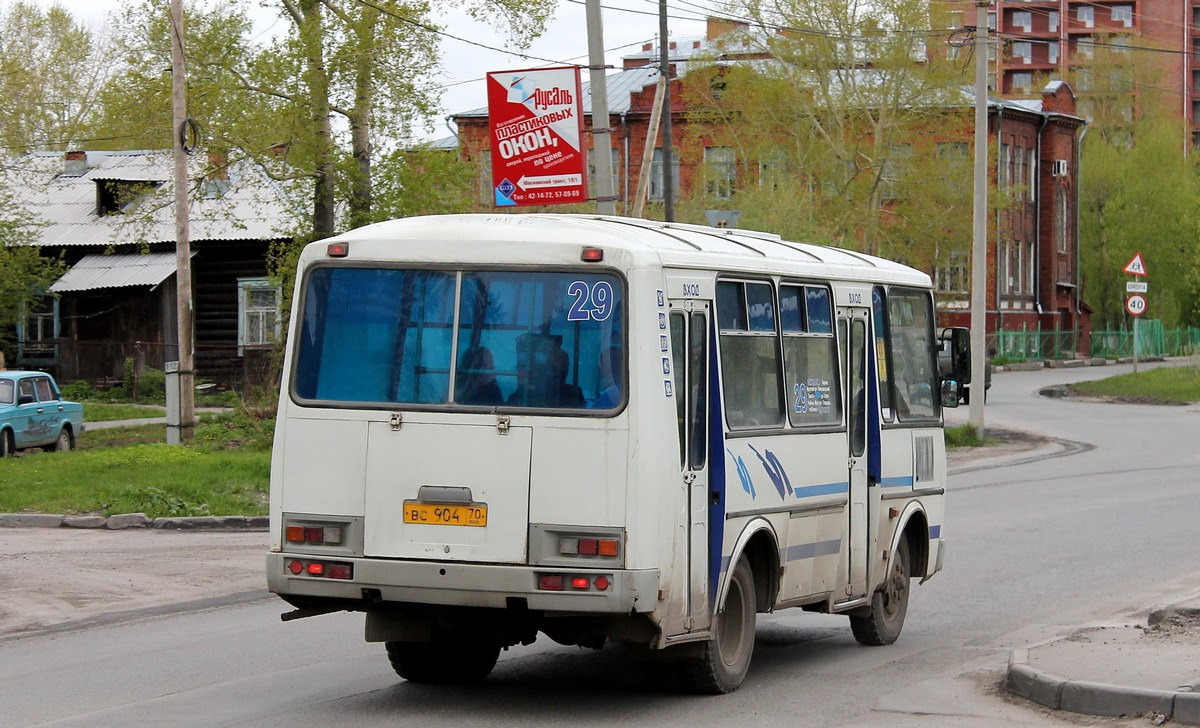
[708, 321, 725, 610]
[929, 524, 941, 539]
[792, 481, 849, 498]
[880, 475, 914, 489]
[784, 539, 842, 562]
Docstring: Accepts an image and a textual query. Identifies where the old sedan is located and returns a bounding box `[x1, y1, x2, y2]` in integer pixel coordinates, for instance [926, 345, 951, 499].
[0, 371, 84, 456]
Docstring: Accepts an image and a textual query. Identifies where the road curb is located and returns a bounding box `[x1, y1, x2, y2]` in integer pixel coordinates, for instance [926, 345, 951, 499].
[0, 513, 268, 531]
[1007, 635, 1200, 725]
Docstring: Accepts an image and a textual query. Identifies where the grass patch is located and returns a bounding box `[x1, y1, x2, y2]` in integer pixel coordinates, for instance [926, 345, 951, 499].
[83, 402, 166, 422]
[3, 405, 275, 518]
[945, 424, 993, 448]
[1068, 365, 1200, 404]
[0, 444, 269, 518]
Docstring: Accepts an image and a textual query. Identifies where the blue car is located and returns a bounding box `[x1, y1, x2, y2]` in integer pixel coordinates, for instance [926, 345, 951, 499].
[0, 371, 84, 456]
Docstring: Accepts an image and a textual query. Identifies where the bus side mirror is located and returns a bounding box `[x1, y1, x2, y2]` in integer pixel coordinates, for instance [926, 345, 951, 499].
[938, 327, 972, 383]
[940, 378, 961, 408]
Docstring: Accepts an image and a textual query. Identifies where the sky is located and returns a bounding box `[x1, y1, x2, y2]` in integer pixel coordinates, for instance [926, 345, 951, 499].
[9, 0, 713, 141]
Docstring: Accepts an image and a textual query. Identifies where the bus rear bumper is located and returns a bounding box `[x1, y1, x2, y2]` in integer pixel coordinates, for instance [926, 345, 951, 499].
[266, 552, 659, 614]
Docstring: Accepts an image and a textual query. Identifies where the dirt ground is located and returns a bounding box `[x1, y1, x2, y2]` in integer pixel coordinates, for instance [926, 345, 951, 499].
[0, 528, 270, 638]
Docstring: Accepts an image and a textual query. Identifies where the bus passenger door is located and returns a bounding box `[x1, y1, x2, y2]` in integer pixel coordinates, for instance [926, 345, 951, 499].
[670, 303, 711, 631]
[839, 307, 871, 601]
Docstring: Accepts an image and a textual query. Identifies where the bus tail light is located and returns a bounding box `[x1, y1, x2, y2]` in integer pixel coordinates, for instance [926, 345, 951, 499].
[559, 535, 620, 558]
[285, 522, 344, 546]
[537, 573, 611, 592]
[286, 558, 353, 580]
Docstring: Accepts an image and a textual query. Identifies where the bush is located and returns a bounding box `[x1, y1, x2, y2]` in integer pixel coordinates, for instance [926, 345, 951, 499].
[59, 380, 94, 401]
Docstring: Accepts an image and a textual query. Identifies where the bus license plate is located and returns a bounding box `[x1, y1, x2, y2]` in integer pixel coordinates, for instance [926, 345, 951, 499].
[403, 502, 488, 527]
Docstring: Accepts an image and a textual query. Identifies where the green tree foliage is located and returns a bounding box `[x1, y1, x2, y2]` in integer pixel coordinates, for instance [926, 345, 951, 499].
[0, 1, 113, 152]
[90, 0, 554, 238]
[1074, 36, 1200, 328]
[1079, 116, 1200, 328]
[675, 0, 975, 271]
[0, 190, 64, 361]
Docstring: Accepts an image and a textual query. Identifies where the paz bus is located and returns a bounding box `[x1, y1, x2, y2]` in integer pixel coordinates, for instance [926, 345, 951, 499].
[266, 214, 967, 693]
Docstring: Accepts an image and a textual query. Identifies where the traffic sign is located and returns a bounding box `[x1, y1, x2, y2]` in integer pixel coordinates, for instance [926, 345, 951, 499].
[1126, 281, 1148, 293]
[1122, 253, 1148, 277]
[1126, 294, 1147, 317]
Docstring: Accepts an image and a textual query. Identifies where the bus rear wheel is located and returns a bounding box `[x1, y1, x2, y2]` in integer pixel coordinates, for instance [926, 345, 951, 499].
[385, 635, 500, 684]
[850, 537, 910, 646]
[681, 557, 756, 694]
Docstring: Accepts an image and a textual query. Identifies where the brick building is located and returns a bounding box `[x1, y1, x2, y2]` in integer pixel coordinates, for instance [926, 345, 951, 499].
[449, 18, 1090, 355]
[944, 0, 1196, 143]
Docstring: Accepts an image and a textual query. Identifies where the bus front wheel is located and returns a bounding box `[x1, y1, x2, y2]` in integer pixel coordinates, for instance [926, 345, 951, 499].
[849, 537, 910, 646]
[682, 557, 757, 694]
[385, 634, 500, 684]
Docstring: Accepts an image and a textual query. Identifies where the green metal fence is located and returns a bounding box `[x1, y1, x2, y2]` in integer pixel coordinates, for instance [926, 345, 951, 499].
[1090, 321, 1200, 359]
[988, 325, 1079, 362]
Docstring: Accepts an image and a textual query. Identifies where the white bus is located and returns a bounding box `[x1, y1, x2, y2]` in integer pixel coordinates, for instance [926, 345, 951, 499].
[267, 214, 967, 693]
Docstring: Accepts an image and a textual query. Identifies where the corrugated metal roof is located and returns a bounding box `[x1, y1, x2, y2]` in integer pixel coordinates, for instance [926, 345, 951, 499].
[50, 252, 179, 293]
[4, 150, 293, 248]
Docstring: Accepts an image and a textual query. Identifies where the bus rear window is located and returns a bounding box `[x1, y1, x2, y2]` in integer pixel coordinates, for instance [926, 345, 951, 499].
[293, 267, 625, 411]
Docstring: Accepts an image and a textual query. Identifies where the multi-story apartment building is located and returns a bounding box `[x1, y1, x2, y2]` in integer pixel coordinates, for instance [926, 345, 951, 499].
[944, 0, 1194, 142]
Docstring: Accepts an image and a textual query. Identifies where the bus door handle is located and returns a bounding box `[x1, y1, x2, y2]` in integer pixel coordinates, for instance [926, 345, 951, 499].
[683, 471, 697, 485]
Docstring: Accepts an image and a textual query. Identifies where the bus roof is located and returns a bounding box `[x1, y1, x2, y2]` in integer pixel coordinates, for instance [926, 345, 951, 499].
[325, 214, 933, 287]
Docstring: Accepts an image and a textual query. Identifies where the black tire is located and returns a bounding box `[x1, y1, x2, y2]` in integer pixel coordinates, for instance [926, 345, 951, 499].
[52, 427, 73, 452]
[850, 537, 911, 646]
[0, 429, 12, 457]
[385, 636, 500, 684]
[681, 557, 757, 694]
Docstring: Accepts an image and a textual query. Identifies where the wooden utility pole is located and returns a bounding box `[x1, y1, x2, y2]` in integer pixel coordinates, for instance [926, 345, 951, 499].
[659, 0, 674, 221]
[170, 0, 195, 440]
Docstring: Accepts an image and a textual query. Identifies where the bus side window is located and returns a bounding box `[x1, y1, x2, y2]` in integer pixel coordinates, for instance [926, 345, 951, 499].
[670, 311, 687, 467]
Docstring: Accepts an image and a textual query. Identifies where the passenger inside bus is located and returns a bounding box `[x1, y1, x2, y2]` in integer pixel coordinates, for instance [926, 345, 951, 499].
[589, 346, 624, 409]
[454, 345, 503, 405]
[507, 333, 585, 408]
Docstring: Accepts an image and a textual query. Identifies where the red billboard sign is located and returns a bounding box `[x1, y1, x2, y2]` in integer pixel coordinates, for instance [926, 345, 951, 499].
[487, 66, 586, 207]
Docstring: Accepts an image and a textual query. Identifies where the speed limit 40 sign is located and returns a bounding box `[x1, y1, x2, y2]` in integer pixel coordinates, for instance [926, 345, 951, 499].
[1126, 293, 1148, 317]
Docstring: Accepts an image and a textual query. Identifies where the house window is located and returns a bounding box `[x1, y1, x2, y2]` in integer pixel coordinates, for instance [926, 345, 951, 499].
[1027, 148, 1037, 202]
[1013, 42, 1032, 64]
[936, 251, 969, 294]
[1013, 146, 1025, 198]
[1026, 241, 1037, 293]
[988, 12, 996, 30]
[1076, 38, 1094, 59]
[237, 278, 280, 355]
[1057, 188, 1069, 253]
[97, 180, 162, 216]
[649, 147, 681, 202]
[1048, 40, 1059, 65]
[936, 141, 969, 159]
[1111, 5, 1133, 27]
[19, 296, 57, 355]
[947, 11, 961, 29]
[1048, 11, 1059, 32]
[587, 148, 620, 197]
[704, 147, 736, 200]
[1077, 6, 1094, 28]
[1012, 11, 1032, 32]
[999, 143, 1011, 188]
[1011, 72, 1033, 92]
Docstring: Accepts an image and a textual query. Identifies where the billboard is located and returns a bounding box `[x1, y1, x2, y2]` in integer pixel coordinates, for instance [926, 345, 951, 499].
[487, 66, 586, 207]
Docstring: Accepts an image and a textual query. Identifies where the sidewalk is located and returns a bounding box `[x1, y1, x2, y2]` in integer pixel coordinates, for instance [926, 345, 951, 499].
[1006, 594, 1200, 725]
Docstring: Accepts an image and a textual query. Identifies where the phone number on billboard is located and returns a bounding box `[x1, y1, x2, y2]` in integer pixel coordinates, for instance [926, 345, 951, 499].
[523, 190, 582, 201]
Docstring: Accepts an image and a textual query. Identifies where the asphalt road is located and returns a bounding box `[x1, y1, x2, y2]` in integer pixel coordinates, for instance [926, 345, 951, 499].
[1, 359, 1196, 727]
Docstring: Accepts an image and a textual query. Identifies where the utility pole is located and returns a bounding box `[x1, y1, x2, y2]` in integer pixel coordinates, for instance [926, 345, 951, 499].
[969, 0, 989, 434]
[584, 0, 616, 216]
[170, 0, 195, 441]
[659, 0, 674, 221]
